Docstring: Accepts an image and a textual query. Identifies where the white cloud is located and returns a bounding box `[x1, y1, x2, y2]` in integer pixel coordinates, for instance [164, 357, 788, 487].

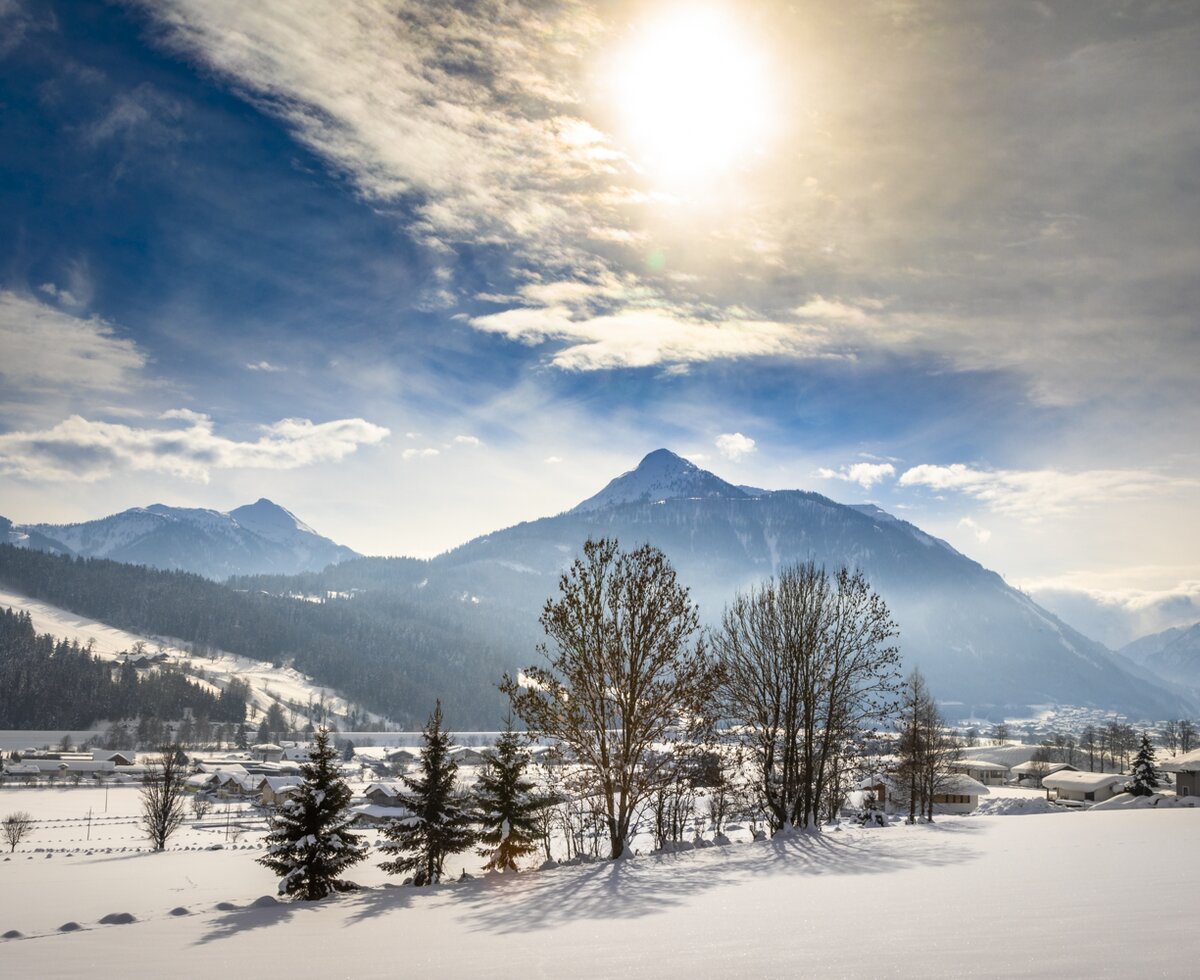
[0, 291, 145, 395]
[544, 455, 563, 464]
[715, 433, 756, 461]
[402, 447, 440, 461]
[0, 412, 389, 482]
[453, 434, 482, 447]
[469, 305, 835, 371]
[898, 463, 1195, 518]
[956, 516, 992, 543]
[818, 462, 896, 489]
[245, 360, 285, 373]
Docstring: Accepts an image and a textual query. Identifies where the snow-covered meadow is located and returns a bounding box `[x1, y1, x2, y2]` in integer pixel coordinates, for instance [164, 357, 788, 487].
[2, 782, 1196, 978]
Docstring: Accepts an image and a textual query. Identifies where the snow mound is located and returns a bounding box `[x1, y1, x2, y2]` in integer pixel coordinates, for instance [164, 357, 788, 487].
[1091, 793, 1198, 812]
[251, 895, 280, 908]
[99, 912, 136, 925]
[58, 922, 82, 932]
[973, 796, 1064, 816]
[3, 929, 22, 939]
[169, 907, 190, 917]
[214, 902, 238, 911]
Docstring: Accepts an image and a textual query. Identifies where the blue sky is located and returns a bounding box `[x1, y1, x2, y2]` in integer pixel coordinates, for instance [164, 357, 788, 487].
[1, 0, 1198, 642]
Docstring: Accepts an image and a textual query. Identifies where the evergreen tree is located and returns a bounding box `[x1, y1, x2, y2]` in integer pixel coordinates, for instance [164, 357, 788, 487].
[473, 717, 545, 872]
[258, 729, 366, 900]
[378, 702, 475, 885]
[1127, 731, 1159, 797]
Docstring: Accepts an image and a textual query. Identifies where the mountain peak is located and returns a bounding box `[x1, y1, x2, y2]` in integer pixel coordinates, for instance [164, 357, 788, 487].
[572, 449, 749, 513]
[230, 498, 316, 537]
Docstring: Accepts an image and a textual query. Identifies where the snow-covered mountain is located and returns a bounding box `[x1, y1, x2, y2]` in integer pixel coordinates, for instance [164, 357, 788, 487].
[412, 449, 1190, 718]
[572, 448, 750, 512]
[7, 499, 358, 579]
[1120, 622, 1200, 687]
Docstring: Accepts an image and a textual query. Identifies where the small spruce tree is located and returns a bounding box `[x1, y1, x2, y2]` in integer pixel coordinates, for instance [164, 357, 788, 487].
[378, 702, 476, 885]
[474, 717, 545, 872]
[1127, 731, 1159, 797]
[258, 729, 366, 900]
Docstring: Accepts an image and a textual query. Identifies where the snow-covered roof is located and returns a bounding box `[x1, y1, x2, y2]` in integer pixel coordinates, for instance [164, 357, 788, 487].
[936, 773, 991, 796]
[1041, 771, 1128, 791]
[950, 759, 1011, 772]
[261, 776, 302, 792]
[859, 773, 989, 797]
[1010, 761, 1077, 776]
[349, 803, 411, 821]
[363, 781, 405, 797]
[1159, 748, 1200, 773]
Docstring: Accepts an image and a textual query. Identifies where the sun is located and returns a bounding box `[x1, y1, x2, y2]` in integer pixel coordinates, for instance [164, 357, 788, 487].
[609, 5, 774, 186]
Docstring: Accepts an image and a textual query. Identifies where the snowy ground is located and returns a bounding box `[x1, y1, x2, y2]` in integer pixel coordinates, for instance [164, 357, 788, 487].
[2, 783, 1196, 978]
[0, 587, 385, 728]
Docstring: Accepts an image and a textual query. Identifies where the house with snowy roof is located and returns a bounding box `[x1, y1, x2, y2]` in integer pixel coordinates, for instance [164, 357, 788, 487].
[448, 746, 488, 766]
[363, 782, 406, 806]
[1009, 760, 1079, 788]
[1159, 748, 1200, 797]
[1041, 770, 1127, 804]
[861, 773, 990, 814]
[259, 776, 303, 806]
[948, 758, 1010, 786]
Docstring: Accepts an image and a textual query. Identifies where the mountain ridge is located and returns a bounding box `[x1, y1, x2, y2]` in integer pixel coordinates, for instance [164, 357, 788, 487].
[5, 499, 358, 579]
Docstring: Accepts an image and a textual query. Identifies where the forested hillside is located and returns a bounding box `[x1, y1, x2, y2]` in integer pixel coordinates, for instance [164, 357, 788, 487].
[0, 607, 249, 729]
[0, 545, 518, 728]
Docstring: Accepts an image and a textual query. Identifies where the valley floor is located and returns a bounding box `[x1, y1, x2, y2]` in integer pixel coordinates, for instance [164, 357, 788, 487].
[1, 785, 1196, 978]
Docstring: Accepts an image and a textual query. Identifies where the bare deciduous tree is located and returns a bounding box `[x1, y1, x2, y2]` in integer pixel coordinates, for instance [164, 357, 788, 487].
[3, 811, 34, 852]
[714, 562, 900, 833]
[141, 745, 188, 850]
[502, 538, 718, 859]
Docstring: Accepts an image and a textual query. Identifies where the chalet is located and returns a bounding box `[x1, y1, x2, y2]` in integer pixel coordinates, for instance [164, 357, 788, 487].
[1009, 761, 1079, 788]
[1041, 770, 1127, 804]
[1159, 748, 1200, 797]
[860, 773, 990, 814]
[259, 776, 303, 807]
[251, 743, 285, 763]
[363, 782, 406, 807]
[949, 759, 1010, 786]
[385, 748, 418, 767]
[281, 744, 316, 763]
[448, 747, 488, 766]
[92, 751, 137, 766]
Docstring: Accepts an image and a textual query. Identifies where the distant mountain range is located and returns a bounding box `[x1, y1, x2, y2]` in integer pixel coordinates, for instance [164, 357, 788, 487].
[1, 499, 358, 579]
[2, 450, 1193, 719]
[1119, 622, 1200, 687]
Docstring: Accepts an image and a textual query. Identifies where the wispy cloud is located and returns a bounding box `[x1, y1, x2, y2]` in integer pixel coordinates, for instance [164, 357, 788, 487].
[0, 291, 145, 395]
[245, 360, 285, 373]
[453, 434, 482, 447]
[715, 432, 756, 461]
[469, 305, 835, 371]
[402, 447, 440, 461]
[898, 463, 1195, 518]
[818, 462, 896, 489]
[956, 516, 992, 543]
[0, 411, 389, 482]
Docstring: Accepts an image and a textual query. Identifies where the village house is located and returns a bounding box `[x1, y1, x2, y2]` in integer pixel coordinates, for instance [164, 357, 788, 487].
[860, 773, 990, 815]
[1041, 770, 1127, 804]
[948, 758, 1010, 786]
[1159, 748, 1200, 797]
[1009, 760, 1079, 788]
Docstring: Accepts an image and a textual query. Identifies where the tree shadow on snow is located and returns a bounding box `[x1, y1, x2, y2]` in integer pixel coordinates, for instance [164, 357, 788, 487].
[453, 821, 985, 935]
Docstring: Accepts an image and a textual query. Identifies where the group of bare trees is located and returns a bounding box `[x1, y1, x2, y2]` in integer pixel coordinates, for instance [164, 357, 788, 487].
[504, 538, 906, 855]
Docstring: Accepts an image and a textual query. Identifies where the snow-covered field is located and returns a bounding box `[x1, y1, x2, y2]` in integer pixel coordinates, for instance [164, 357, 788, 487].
[0, 587, 385, 728]
[2, 783, 1196, 978]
